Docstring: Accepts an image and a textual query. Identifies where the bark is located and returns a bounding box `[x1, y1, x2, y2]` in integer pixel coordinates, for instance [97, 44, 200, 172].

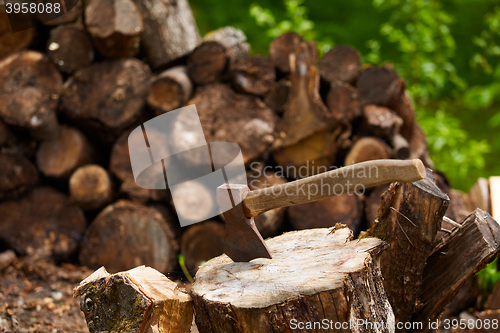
[0, 152, 38, 200]
[79, 200, 178, 274]
[344, 137, 392, 166]
[147, 66, 193, 115]
[325, 81, 362, 122]
[263, 79, 290, 113]
[364, 183, 390, 228]
[85, 0, 142, 58]
[269, 31, 303, 73]
[231, 55, 275, 96]
[356, 65, 404, 106]
[131, 0, 200, 69]
[69, 164, 113, 210]
[191, 227, 395, 333]
[388, 89, 416, 142]
[0, 187, 86, 260]
[320, 45, 361, 83]
[0, 5, 34, 59]
[74, 266, 193, 333]
[0, 51, 61, 140]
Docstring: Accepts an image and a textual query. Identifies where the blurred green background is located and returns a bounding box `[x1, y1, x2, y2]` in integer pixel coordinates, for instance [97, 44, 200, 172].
[190, 0, 500, 192]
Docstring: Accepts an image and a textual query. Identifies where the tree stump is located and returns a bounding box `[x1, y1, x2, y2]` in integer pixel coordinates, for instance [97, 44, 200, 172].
[191, 226, 395, 333]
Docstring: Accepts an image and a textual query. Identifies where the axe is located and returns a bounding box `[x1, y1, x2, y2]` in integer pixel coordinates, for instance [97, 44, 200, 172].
[217, 159, 426, 262]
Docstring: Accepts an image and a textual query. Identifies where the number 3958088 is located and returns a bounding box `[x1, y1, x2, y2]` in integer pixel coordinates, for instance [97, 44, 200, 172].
[6, 2, 61, 14]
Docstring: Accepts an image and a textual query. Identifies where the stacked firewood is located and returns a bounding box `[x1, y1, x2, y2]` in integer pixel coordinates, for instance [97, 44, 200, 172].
[0, 0, 480, 281]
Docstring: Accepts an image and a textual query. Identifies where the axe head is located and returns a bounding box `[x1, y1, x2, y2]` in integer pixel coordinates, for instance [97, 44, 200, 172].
[217, 184, 272, 262]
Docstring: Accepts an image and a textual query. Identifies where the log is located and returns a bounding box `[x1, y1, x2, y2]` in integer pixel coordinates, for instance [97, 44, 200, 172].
[409, 123, 434, 168]
[364, 170, 450, 327]
[41, 0, 83, 26]
[325, 81, 362, 122]
[147, 66, 193, 116]
[364, 183, 390, 228]
[356, 65, 404, 106]
[485, 279, 500, 310]
[344, 137, 392, 166]
[191, 226, 395, 332]
[0, 152, 38, 200]
[288, 193, 364, 235]
[263, 79, 290, 113]
[189, 84, 277, 165]
[180, 221, 224, 274]
[187, 27, 249, 85]
[74, 266, 193, 333]
[79, 200, 178, 274]
[392, 133, 410, 159]
[319, 45, 361, 83]
[358, 104, 403, 140]
[0, 4, 33, 59]
[47, 24, 94, 74]
[269, 31, 303, 73]
[131, 0, 199, 69]
[36, 125, 92, 178]
[414, 209, 500, 325]
[69, 164, 113, 210]
[231, 55, 275, 96]
[467, 177, 490, 213]
[61, 58, 151, 140]
[85, 0, 142, 59]
[0, 187, 86, 259]
[388, 89, 415, 141]
[0, 51, 61, 140]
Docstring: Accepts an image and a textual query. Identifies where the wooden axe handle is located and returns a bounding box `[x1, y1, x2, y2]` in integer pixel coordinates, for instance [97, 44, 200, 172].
[242, 159, 426, 217]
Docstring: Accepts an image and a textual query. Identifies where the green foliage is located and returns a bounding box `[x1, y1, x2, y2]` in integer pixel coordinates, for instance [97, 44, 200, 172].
[178, 255, 194, 283]
[477, 258, 500, 295]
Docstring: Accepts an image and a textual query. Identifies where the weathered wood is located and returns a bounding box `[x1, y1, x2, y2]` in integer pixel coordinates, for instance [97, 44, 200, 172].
[364, 170, 450, 327]
[36, 125, 92, 178]
[263, 79, 290, 113]
[288, 193, 364, 235]
[0, 152, 38, 200]
[356, 65, 404, 106]
[79, 200, 178, 274]
[147, 66, 193, 115]
[74, 266, 193, 333]
[0, 187, 86, 259]
[467, 177, 490, 213]
[325, 81, 362, 122]
[0, 51, 61, 140]
[189, 84, 277, 165]
[231, 55, 275, 96]
[180, 221, 224, 274]
[187, 27, 249, 85]
[61, 58, 151, 140]
[0, 5, 33, 60]
[47, 24, 94, 73]
[320, 45, 361, 83]
[191, 226, 394, 332]
[489, 176, 500, 220]
[344, 137, 392, 166]
[269, 31, 303, 73]
[69, 164, 113, 210]
[414, 209, 500, 325]
[85, 0, 142, 58]
[359, 104, 403, 140]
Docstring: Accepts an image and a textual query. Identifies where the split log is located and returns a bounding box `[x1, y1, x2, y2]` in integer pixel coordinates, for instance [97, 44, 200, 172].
[392, 133, 410, 159]
[231, 55, 275, 96]
[61, 58, 151, 140]
[40, 0, 82, 26]
[263, 79, 290, 113]
[364, 183, 390, 228]
[79, 200, 178, 273]
[131, 0, 199, 69]
[288, 194, 364, 235]
[85, 0, 142, 59]
[189, 84, 277, 165]
[364, 170, 449, 327]
[191, 226, 395, 332]
[180, 221, 224, 274]
[414, 209, 500, 325]
[0, 51, 61, 140]
[36, 125, 92, 178]
[356, 65, 404, 106]
[319, 45, 361, 83]
[325, 81, 362, 122]
[187, 27, 249, 85]
[344, 137, 392, 166]
[467, 177, 490, 213]
[74, 266, 193, 333]
[69, 164, 113, 210]
[0, 152, 38, 200]
[0, 187, 86, 259]
[47, 24, 94, 73]
[269, 31, 303, 73]
[0, 4, 34, 59]
[358, 104, 403, 140]
[147, 66, 193, 115]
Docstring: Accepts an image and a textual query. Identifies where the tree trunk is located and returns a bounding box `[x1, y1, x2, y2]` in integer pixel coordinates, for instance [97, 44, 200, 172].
[69, 164, 113, 210]
[0, 187, 86, 260]
[191, 226, 395, 333]
[325, 81, 362, 122]
[85, 0, 142, 59]
[231, 55, 275, 96]
[131, 0, 199, 69]
[0, 51, 61, 140]
[74, 266, 193, 333]
[79, 200, 178, 274]
[0, 152, 38, 200]
[36, 125, 93, 178]
[147, 66, 193, 115]
[0, 5, 34, 59]
[344, 137, 392, 166]
[320, 45, 361, 83]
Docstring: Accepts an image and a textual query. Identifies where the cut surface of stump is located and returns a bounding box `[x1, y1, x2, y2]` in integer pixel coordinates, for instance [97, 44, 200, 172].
[79, 200, 178, 274]
[0, 152, 38, 200]
[69, 164, 113, 210]
[319, 45, 361, 83]
[74, 266, 193, 333]
[191, 226, 395, 333]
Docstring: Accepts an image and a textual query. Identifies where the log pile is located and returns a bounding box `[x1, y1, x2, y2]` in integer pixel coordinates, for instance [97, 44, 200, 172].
[0, 1, 497, 330]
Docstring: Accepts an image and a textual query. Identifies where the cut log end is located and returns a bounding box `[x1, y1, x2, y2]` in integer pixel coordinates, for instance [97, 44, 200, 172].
[320, 45, 361, 83]
[69, 164, 113, 210]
